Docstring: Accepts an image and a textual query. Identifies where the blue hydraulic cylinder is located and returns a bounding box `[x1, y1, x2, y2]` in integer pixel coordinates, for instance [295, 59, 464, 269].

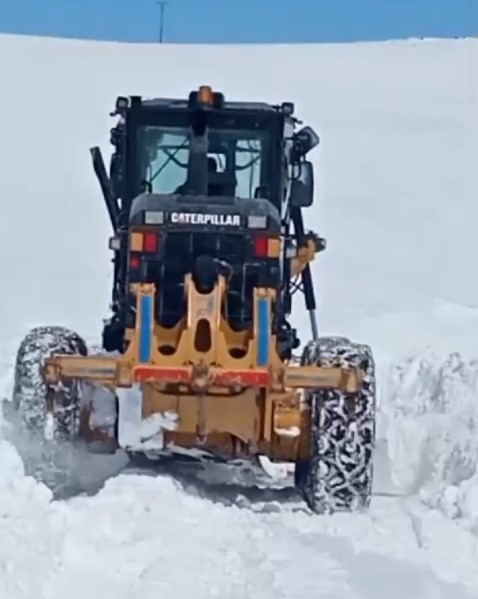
[257, 296, 270, 367]
[139, 292, 154, 363]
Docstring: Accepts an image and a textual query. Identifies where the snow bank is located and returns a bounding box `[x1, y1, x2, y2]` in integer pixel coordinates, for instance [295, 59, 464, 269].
[286, 495, 478, 595]
[382, 350, 478, 530]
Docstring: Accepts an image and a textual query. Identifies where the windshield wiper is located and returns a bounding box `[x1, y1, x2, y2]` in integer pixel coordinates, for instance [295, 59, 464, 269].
[147, 139, 188, 185]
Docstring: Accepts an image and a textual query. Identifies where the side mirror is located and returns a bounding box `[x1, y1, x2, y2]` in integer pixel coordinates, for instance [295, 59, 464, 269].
[290, 161, 314, 208]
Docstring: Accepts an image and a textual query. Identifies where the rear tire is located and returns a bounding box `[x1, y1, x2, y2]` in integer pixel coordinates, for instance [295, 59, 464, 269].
[295, 336, 376, 513]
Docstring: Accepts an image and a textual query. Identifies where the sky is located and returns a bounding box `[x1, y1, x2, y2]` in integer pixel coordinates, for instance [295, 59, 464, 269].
[0, 0, 476, 44]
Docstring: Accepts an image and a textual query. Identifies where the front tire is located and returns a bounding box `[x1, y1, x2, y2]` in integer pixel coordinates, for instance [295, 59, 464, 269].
[12, 325, 87, 439]
[295, 336, 376, 513]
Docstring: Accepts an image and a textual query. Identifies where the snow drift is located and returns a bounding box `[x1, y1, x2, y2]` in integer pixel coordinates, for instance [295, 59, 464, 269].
[384, 349, 478, 529]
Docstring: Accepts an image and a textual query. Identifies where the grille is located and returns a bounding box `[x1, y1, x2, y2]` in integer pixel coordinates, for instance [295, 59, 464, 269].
[163, 231, 246, 271]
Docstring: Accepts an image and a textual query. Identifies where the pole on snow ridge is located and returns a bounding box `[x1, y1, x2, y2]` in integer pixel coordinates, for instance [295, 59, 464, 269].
[157, 1, 167, 43]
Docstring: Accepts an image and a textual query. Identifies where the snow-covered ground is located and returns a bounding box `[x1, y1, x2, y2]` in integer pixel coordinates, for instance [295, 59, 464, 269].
[0, 32, 477, 597]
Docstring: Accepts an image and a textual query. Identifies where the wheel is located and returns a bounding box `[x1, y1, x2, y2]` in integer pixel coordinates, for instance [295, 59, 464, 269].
[12, 325, 87, 439]
[295, 336, 376, 513]
[8, 326, 121, 498]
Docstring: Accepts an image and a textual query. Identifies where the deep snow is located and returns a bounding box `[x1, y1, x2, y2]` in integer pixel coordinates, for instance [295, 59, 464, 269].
[0, 32, 477, 597]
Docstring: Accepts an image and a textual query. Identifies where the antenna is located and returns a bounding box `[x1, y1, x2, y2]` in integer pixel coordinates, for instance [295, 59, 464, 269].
[157, 1, 167, 43]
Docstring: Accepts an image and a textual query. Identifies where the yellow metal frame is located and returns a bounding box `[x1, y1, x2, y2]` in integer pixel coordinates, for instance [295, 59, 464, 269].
[44, 273, 361, 460]
[44, 276, 359, 391]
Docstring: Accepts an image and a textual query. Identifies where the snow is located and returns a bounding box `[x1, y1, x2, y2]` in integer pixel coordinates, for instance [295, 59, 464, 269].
[0, 32, 478, 598]
[116, 385, 179, 450]
[382, 350, 478, 530]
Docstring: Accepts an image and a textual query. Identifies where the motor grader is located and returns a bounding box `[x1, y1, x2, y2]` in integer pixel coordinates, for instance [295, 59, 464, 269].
[11, 87, 376, 513]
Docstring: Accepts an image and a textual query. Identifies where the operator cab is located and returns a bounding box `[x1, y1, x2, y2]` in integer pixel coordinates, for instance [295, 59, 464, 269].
[120, 87, 281, 210]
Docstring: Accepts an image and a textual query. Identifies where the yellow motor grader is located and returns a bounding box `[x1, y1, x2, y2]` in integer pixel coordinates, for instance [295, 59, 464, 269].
[11, 87, 376, 513]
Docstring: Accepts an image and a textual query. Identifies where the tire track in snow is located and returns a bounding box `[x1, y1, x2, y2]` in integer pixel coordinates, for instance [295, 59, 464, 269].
[2, 436, 477, 599]
[39, 474, 358, 599]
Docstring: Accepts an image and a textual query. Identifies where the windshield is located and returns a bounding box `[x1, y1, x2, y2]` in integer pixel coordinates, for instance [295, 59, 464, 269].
[138, 126, 189, 194]
[137, 125, 269, 199]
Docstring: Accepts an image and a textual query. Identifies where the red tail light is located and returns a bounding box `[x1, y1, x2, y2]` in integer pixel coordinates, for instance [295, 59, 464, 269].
[143, 232, 159, 253]
[254, 235, 268, 258]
